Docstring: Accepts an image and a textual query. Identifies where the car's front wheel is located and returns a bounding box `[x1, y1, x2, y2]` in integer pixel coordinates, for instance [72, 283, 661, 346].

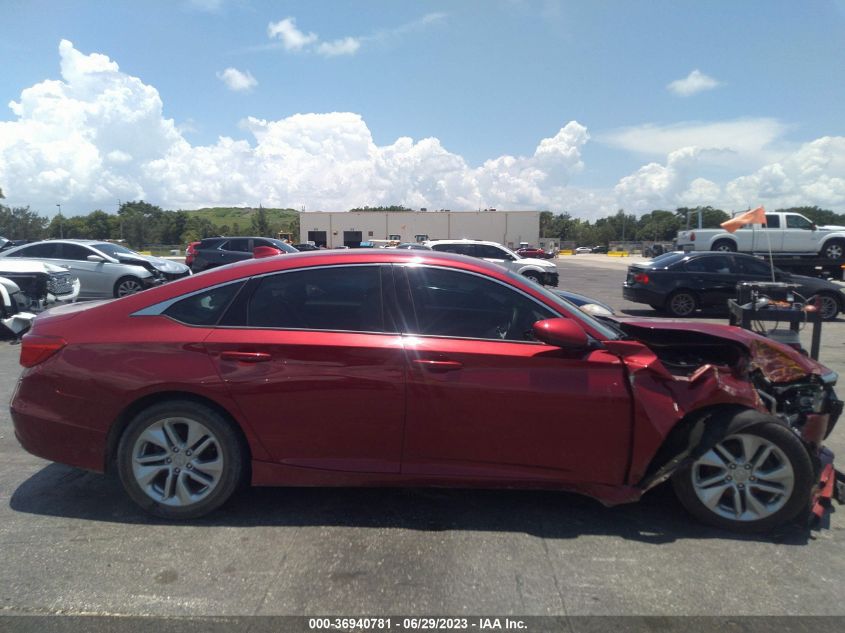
[117, 400, 246, 519]
[810, 292, 841, 321]
[522, 271, 542, 284]
[114, 276, 145, 297]
[672, 421, 813, 532]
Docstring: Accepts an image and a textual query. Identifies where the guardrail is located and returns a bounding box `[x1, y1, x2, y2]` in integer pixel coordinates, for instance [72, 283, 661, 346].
[607, 251, 630, 257]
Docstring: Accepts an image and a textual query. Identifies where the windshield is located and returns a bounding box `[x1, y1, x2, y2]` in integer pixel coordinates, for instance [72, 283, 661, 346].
[92, 242, 138, 258]
[268, 239, 299, 253]
[505, 270, 620, 340]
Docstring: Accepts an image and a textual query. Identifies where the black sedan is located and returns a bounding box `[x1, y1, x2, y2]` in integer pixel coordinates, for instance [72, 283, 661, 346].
[623, 251, 845, 320]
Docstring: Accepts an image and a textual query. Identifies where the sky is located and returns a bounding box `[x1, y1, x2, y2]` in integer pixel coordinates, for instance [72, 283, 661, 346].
[1, 0, 845, 219]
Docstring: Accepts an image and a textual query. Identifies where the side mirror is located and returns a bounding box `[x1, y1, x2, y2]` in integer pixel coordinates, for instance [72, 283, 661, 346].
[811, 223, 817, 231]
[532, 318, 589, 348]
[253, 246, 283, 259]
[86, 255, 105, 263]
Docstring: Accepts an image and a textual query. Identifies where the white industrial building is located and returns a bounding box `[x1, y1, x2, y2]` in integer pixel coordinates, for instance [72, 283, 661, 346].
[298, 210, 540, 249]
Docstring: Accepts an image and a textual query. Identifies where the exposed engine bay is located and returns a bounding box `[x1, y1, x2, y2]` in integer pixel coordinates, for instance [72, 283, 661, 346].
[616, 321, 843, 444]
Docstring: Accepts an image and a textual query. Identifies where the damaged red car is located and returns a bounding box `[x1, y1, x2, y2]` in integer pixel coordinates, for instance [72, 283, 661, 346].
[11, 249, 843, 531]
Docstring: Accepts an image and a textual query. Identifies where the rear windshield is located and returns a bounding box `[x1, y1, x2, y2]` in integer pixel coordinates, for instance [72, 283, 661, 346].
[644, 252, 687, 268]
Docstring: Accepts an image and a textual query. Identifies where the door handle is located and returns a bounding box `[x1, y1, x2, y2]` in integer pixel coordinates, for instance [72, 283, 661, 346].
[220, 351, 272, 363]
[412, 359, 463, 372]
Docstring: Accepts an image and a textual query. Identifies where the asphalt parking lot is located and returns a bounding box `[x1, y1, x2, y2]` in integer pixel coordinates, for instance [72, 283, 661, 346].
[2, 255, 845, 620]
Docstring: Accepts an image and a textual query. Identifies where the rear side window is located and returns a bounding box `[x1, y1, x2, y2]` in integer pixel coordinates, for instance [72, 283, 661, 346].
[735, 257, 772, 276]
[7, 243, 61, 258]
[474, 244, 510, 259]
[247, 266, 384, 332]
[764, 215, 781, 228]
[431, 243, 474, 256]
[684, 255, 734, 273]
[164, 282, 244, 326]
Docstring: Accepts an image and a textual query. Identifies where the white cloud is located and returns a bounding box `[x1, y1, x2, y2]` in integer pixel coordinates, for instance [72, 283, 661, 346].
[216, 67, 257, 92]
[667, 69, 721, 97]
[316, 37, 361, 57]
[599, 118, 789, 168]
[1, 41, 843, 222]
[267, 17, 318, 51]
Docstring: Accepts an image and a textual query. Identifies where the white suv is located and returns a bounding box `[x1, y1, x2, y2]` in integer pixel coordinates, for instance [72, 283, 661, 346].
[424, 239, 559, 286]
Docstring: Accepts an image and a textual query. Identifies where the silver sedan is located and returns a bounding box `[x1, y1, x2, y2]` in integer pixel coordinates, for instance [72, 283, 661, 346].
[0, 240, 190, 299]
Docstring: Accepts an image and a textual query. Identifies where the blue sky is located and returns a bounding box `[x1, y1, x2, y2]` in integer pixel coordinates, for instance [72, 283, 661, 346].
[2, 0, 845, 217]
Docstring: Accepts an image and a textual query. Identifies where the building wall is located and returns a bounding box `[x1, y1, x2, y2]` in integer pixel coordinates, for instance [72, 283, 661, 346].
[299, 211, 540, 248]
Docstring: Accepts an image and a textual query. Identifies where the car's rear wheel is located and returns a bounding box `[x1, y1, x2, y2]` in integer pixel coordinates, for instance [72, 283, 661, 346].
[114, 276, 144, 298]
[810, 292, 841, 321]
[117, 400, 246, 519]
[665, 290, 697, 317]
[522, 271, 542, 284]
[672, 421, 813, 532]
[711, 240, 737, 252]
[820, 239, 845, 260]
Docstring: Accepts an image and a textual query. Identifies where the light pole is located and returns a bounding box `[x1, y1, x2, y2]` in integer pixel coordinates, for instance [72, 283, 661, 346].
[56, 203, 64, 239]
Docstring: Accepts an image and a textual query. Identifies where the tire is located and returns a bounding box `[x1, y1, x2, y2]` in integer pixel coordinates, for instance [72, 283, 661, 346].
[117, 400, 246, 519]
[810, 292, 841, 321]
[820, 239, 845, 260]
[711, 239, 737, 253]
[522, 271, 542, 284]
[114, 276, 145, 298]
[665, 290, 697, 317]
[672, 420, 813, 532]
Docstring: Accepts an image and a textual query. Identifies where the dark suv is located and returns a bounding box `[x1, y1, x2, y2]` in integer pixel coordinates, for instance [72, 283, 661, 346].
[186, 237, 298, 273]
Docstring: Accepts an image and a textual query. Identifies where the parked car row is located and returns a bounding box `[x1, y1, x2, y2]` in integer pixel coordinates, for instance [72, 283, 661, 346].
[623, 251, 845, 320]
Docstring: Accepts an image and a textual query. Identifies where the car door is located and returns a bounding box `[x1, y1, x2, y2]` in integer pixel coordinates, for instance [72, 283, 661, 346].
[394, 264, 632, 484]
[57, 243, 116, 298]
[782, 214, 819, 252]
[682, 255, 738, 309]
[752, 214, 784, 252]
[203, 264, 406, 473]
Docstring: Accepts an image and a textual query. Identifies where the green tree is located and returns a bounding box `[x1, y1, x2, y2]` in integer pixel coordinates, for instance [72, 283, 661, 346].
[636, 210, 680, 241]
[776, 206, 845, 226]
[0, 204, 48, 239]
[250, 206, 271, 236]
[83, 210, 113, 240]
[675, 206, 729, 229]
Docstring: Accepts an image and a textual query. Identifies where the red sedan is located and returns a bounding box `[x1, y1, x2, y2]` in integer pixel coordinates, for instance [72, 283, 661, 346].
[11, 249, 842, 530]
[516, 246, 554, 259]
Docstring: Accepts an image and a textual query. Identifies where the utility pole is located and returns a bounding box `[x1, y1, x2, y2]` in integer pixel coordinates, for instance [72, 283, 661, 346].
[55, 203, 63, 238]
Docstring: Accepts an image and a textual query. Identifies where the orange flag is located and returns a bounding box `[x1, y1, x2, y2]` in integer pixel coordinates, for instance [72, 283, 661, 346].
[721, 206, 766, 233]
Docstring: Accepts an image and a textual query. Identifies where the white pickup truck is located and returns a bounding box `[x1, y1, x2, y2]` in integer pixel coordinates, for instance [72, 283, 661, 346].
[676, 211, 845, 259]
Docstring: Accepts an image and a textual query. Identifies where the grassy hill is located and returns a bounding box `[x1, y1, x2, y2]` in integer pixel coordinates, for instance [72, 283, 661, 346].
[185, 206, 299, 234]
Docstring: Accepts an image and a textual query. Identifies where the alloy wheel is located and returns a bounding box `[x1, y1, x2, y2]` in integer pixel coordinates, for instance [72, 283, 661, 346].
[690, 433, 795, 522]
[668, 292, 696, 317]
[130, 417, 224, 507]
[117, 278, 144, 297]
[814, 294, 839, 320]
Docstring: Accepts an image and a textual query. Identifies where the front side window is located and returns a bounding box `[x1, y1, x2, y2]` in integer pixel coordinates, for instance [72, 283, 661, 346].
[786, 215, 813, 229]
[223, 238, 251, 253]
[736, 257, 772, 276]
[474, 244, 511, 260]
[247, 266, 384, 332]
[61, 244, 95, 261]
[402, 266, 554, 341]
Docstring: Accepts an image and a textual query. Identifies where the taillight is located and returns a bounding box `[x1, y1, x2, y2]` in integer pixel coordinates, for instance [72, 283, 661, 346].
[185, 241, 200, 265]
[20, 334, 67, 368]
[690, 232, 696, 241]
[634, 273, 650, 284]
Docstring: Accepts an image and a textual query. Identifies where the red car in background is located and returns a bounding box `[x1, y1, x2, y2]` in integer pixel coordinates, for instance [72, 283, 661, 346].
[516, 245, 555, 259]
[11, 249, 842, 530]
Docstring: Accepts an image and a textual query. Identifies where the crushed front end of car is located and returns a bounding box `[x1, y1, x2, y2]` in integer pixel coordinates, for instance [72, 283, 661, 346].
[608, 318, 843, 529]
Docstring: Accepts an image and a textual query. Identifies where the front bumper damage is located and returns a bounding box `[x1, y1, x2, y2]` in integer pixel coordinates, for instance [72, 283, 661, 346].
[605, 319, 844, 527]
